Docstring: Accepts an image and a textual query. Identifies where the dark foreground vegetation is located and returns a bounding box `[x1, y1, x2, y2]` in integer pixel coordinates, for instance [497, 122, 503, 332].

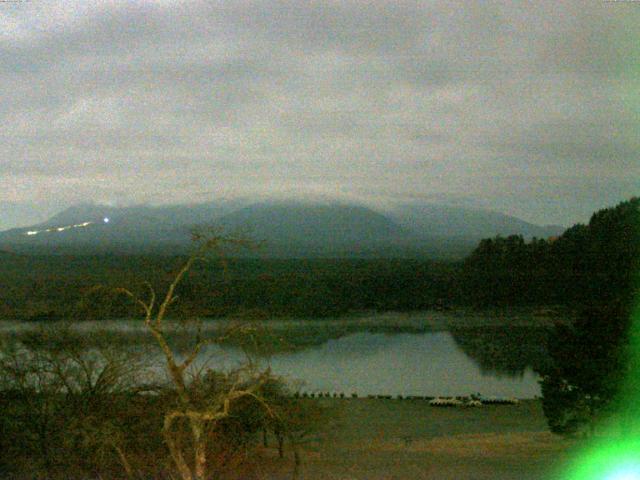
[0, 326, 324, 479]
[1, 233, 328, 480]
[0, 354, 571, 480]
[533, 198, 638, 437]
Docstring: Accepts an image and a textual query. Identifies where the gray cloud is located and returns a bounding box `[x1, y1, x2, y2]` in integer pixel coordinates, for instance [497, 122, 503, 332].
[0, 0, 638, 229]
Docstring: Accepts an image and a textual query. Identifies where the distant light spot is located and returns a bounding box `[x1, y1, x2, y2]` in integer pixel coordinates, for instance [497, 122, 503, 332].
[103, 217, 110, 223]
[26, 231, 38, 236]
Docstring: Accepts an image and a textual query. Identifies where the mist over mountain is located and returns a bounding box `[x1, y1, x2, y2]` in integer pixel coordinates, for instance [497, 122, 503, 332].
[0, 198, 565, 258]
[218, 201, 408, 243]
[0, 202, 57, 231]
[43, 200, 248, 229]
[385, 202, 564, 240]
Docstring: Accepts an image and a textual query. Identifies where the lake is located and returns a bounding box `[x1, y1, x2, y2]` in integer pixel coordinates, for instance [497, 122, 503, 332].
[240, 331, 543, 398]
[0, 310, 554, 398]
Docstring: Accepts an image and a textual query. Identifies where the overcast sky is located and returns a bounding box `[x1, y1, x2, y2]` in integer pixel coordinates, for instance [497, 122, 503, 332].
[1, 0, 638, 230]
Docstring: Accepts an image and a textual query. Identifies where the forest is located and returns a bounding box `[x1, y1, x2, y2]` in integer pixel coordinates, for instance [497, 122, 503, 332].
[460, 197, 639, 309]
[0, 255, 457, 321]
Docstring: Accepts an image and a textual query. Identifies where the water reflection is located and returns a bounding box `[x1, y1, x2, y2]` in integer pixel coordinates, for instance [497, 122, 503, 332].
[192, 330, 545, 398]
[449, 327, 551, 378]
[1, 320, 550, 398]
[276, 331, 544, 398]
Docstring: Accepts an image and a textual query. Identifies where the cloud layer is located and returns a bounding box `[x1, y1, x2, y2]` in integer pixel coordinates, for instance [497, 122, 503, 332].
[1, 0, 638, 228]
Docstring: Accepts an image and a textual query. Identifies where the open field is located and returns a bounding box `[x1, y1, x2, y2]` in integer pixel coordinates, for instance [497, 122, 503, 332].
[257, 399, 577, 480]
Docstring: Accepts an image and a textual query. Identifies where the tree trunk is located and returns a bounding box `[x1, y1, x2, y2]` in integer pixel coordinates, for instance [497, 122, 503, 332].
[34, 403, 54, 479]
[163, 415, 193, 480]
[287, 434, 301, 480]
[114, 444, 134, 480]
[277, 432, 284, 459]
[191, 418, 207, 480]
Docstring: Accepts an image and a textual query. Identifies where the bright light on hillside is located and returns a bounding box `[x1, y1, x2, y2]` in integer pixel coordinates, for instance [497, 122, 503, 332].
[23, 220, 94, 237]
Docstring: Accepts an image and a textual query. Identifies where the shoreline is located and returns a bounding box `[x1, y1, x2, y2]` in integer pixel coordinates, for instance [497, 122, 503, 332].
[0, 306, 566, 333]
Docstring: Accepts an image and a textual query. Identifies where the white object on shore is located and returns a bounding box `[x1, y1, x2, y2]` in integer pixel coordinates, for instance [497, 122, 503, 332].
[429, 397, 463, 407]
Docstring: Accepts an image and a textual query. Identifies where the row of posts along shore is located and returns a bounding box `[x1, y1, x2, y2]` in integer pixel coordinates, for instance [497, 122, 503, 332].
[290, 392, 520, 405]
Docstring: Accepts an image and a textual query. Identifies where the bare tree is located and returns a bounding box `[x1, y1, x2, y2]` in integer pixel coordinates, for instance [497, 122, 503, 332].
[116, 231, 281, 480]
[0, 230, 314, 479]
[0, 325, 147, 479]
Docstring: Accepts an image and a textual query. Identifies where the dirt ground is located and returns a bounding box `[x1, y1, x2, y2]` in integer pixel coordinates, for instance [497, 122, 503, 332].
[256, 398, 578, 480]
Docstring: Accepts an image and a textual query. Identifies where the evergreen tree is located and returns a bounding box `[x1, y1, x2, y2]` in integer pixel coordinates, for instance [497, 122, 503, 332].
[539, 198, 640, 435]
[540, 302, 631, 435]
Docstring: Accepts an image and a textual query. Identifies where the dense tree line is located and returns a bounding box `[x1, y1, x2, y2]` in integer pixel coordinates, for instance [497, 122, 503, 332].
[542, 199, 639, 436]
[0, 257, 457, 321]
[463, 197, 640, 436]
[460, 197, 640, 309]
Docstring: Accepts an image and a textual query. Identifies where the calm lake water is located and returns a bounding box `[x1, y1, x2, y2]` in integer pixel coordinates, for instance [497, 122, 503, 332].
[0, 311, 553, 398]
[188, 331, 544, 398]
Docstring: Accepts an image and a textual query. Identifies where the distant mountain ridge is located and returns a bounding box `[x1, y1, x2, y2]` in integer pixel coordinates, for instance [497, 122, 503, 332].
[217, 201, 409, 243]
[0, 198, 565, 258]
[385, 202, 563, 240]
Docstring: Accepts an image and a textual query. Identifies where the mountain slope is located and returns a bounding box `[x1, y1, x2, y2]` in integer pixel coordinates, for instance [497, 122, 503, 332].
[386, 202, 564, 240]
[0, 198, 566, 258]
[218, 201, 408, 244]
[213, 201, 420, 257]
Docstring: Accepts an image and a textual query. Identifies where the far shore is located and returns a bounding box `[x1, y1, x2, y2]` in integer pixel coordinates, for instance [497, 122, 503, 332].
[0, 306, 568, 335]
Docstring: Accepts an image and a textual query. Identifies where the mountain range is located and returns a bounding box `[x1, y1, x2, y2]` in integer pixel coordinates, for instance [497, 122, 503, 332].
[0, 199, 565, 259]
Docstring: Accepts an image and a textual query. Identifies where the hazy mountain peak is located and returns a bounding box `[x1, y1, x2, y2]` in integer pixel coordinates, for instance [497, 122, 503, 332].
[0, 197, 565, 258]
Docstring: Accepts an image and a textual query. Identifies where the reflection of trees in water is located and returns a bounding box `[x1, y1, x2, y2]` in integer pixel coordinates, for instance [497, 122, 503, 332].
[272, 324, 429, 351]
[10, 324, 554, 378]
[7, 324, 433, 356]
[449, 327, 551, 378]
